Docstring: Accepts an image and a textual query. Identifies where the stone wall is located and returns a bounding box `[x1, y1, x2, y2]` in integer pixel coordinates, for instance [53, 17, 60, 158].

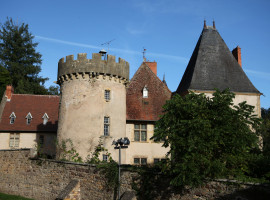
[0, 149, 269, 200]
[0, 149, 115, 200]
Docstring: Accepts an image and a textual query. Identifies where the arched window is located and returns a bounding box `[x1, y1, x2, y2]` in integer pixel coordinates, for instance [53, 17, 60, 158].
[143, 86, 148, 98]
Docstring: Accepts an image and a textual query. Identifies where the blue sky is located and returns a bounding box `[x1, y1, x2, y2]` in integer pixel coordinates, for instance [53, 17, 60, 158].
[1, 0, 270, 108]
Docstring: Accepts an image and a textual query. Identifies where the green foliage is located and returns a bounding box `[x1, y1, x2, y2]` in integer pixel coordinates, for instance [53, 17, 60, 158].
[0, 64, 11, 97]
[56, 139, 83, 163]
[261, 107, 270, 155]
[0, 17, 53, 95]
[0, 192, 34, 200]
[98, 160, 119, 190]
[132, 165, 173, 200]
[152, 89, 261, 187]
[85, 139, 113, 164]
[47, 85, 60, 95]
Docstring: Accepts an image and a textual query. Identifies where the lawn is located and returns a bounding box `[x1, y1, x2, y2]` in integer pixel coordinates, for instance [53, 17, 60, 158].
[0, 192, 34, 200]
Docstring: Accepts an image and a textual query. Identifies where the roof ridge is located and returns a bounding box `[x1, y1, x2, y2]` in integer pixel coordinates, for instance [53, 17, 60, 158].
[12, 94, 59, 97]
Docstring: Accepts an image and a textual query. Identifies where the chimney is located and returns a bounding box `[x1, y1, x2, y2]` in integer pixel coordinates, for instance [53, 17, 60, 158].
[232, 46, 242, 67]
[5, 85, 14, 101]
[145, 61, 157, 76]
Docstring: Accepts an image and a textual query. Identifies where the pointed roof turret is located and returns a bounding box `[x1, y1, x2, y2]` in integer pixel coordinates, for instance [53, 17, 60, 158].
[176, 22, 260, 95]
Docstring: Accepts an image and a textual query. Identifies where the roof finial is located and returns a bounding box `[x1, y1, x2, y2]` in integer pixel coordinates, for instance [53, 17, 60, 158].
[204, 20, 207, 29]
[142, 48, 146, 62]
[213, 20, 216, 29]
[162, 73, 167, 86]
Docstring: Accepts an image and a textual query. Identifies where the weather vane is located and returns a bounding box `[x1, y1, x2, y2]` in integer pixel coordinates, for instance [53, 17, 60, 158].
[142, 48, 146, 62]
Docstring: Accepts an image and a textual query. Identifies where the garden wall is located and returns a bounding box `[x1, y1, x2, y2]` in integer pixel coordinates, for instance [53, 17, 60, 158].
[0, 149, 134, 200]
[0, 149, 269, 200]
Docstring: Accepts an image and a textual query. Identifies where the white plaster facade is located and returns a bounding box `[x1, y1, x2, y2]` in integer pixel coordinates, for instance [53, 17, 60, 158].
[126, 123, 168, 164]
[0, 132, 56, 156]
[192, 90, 261, 117]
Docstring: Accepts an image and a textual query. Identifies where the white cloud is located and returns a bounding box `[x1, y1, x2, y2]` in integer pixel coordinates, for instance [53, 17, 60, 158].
[35, 35, 187, 62]
[245, 69, 270, 80]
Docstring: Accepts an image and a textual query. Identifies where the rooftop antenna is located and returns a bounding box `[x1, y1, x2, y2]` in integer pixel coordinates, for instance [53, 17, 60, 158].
[101, 39, 115, 55]
[142, 48, 146, 62]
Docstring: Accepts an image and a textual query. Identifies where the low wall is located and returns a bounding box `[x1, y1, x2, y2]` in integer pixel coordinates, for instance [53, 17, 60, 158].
[0, 149, 269, 200]
[0, 149, 118, 200]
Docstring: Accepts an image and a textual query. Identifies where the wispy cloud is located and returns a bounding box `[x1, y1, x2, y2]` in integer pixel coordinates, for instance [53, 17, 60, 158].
[35, 35, 187, 62]
[245, 69, 270, 80]
[35, 35, 101, 50]
[126, 26, 146, 35]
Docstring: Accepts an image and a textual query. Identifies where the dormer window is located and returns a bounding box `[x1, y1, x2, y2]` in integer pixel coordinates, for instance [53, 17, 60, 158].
[26, 112, 33, 125]
[143, 86, 148, 98]
[42, 113, 49, 125]
[9, 112, 16, 124]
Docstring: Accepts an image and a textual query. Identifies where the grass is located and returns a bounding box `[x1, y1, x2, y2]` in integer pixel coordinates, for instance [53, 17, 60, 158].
[0, 192, 34, 200]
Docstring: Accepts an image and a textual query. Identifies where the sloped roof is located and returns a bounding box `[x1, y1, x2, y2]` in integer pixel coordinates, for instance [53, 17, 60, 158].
[176, 26, 260, 94]
[126, 62, 171, 121]
[0, 94, 59, 132]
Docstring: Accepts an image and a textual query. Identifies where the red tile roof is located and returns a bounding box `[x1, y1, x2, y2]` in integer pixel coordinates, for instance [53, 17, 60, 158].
[0, 94, 59, 132]
[126, 62, 171, 121]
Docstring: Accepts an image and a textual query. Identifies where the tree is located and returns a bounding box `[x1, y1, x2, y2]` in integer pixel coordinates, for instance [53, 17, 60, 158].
[47, 85, 60, 95]
[0, 17, 48, 95]
[0, 64, 11, 98]
[261, 107, 270, 155]
[152, 89, 261, 187]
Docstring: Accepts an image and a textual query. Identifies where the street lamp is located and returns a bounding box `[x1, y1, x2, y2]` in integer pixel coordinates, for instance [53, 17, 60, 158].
[112, 137, 130, 200]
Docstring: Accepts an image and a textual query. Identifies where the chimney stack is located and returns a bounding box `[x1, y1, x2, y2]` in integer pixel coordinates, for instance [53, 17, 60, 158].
[145, 61, 157, 76]
[5, 85, 14, 101]
[232, 46, 242, 67]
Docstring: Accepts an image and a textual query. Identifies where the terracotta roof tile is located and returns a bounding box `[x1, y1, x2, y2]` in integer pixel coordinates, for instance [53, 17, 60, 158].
[126, 62, 171, 121]
[0, 94, 59, 132]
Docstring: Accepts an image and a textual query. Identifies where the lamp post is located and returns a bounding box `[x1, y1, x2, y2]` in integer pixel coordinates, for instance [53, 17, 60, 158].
[112, 137, 130, 200]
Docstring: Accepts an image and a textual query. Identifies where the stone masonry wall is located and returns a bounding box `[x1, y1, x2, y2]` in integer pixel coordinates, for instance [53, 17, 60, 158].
[0, 149, 269, 200]
[0, 149, 115, 200]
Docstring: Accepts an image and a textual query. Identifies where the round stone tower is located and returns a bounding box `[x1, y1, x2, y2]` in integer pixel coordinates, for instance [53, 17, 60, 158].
[57, 53, 129, 161]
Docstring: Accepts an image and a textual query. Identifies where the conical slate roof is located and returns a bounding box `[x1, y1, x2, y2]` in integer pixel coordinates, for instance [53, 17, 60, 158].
[176, 25, 260, 94]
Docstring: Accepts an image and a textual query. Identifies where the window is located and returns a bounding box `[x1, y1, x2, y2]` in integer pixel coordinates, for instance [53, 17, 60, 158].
[39, 135, 44, 148]
[9, 133, 20, 148]
[154, 158, 166, 164]
[143, 86, 148, 98]
[134, 124, 147, 141]
[103, 154, 108, 162]
[26, 112, 33, 125]
[104, 90, 110, 101]
[42, 113, 49, 125]
[104, 116, 110, 136]
[9, 112, 16, 124]
[134, 158, 147, 165]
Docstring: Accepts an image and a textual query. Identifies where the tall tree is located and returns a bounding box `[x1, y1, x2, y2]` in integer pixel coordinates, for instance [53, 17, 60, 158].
[0, 64, 11, 98]
[261, 107, 270, 155]
[0, 17, 48, 95]
[152, 89, 261, 187]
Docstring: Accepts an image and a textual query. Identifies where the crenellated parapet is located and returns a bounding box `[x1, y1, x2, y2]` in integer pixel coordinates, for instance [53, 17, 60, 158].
[57, 53, 129, 84]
